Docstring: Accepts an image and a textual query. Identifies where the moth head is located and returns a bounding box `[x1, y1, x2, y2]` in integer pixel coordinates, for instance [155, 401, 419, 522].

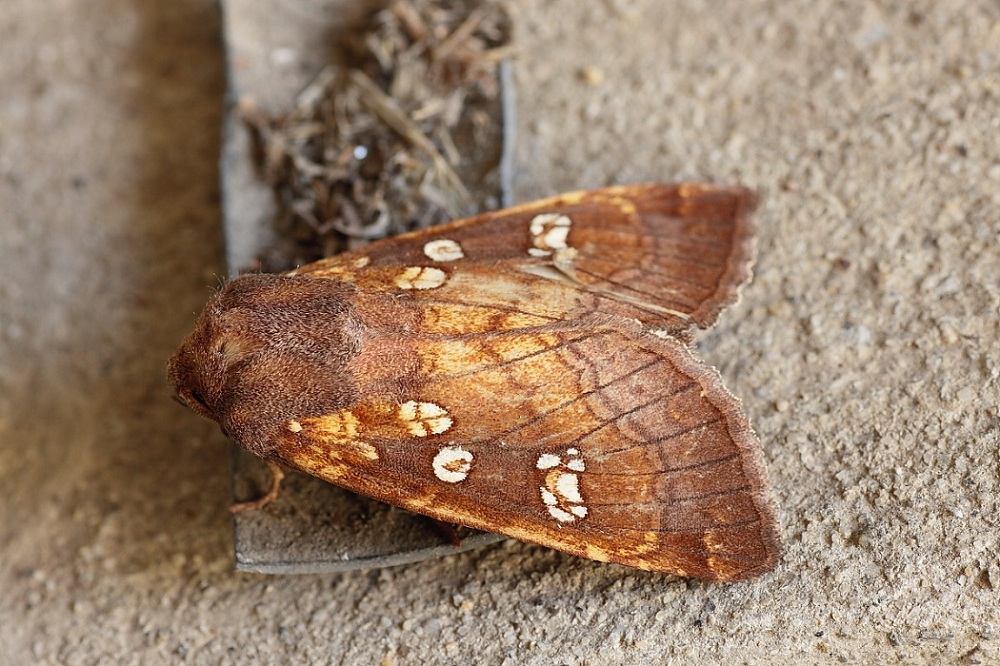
[168, 273, 362, 453]
[168, 286, 260, 425]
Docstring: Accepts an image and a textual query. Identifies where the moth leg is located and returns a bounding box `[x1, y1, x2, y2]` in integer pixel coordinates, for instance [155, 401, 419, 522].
[230, 459, 286, 513]
[429, 519, 464, 547]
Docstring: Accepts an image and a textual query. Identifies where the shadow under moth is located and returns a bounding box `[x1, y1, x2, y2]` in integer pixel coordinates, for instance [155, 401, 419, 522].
[169, 183, 782, 581]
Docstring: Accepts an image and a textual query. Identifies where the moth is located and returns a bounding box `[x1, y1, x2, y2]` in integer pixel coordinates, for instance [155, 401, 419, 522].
[169, 183, 782, 581]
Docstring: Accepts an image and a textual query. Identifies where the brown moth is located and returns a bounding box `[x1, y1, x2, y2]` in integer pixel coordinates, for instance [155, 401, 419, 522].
[168, 183, 782, 581]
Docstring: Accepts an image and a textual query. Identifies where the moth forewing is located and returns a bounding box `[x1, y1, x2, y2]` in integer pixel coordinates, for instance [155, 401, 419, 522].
[272, 314, 779, 580]
[293, 183, 757, 334]
[168, 183, 781, 581]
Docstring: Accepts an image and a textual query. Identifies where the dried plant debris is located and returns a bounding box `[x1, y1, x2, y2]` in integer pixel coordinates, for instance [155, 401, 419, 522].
[243, 0, 513, 269]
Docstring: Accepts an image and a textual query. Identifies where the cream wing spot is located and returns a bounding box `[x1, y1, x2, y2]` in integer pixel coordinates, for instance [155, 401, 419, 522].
[555, 472, 583, 504]
[537, 449, 589, 523]
[536, 453, 561, 470]
[529, 213, 573, 256]
[432, 445, 473, 483]
[547, 507, 576, 523]
[423, 239, 465, 262]
[395, 266, 447, 290]
[398, 400, 453, 437]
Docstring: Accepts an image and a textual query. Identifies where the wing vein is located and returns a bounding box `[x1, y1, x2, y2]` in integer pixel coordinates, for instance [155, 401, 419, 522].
[598, 417, 725, 458]
[421, 330, 605, 384]
[571, 267, 700, 310]
[578, 256, 720, 292]
[586, 224, 735, 249]
[577, 232, 735, 264]
[591, 485, 751, 507]
[417, 296, 563, 322]
[486, 357, 672, 444]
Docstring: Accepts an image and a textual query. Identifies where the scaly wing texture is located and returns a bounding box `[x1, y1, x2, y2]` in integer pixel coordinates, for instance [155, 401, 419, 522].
[292, 183, 757, 334]
[168, 182, 779, 580]
[271, 314, 780, 581]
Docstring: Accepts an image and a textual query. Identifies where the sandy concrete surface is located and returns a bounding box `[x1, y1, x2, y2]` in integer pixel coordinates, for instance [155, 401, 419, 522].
[1, 0, 997, 664]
